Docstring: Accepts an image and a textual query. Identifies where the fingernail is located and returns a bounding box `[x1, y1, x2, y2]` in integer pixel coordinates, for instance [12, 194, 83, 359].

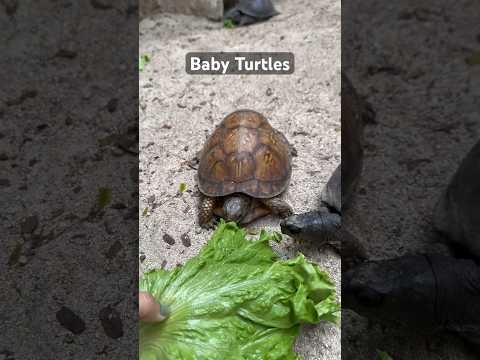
[159, 303, 170, 318]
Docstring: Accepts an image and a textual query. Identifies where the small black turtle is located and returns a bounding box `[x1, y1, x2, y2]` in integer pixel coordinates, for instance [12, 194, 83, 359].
[281, 73, 372, 269]
[342, 140, 480, 346]
[343, 254, 480, 346]
[224, 0, 279, 26]
[280, 164, 367, 270]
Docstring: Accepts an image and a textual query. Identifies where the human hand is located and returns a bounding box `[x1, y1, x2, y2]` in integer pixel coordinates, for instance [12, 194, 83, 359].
[139, 291, 169, 322]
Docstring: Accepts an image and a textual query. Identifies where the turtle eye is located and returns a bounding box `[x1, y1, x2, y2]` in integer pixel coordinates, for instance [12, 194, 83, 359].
[280, 220, 301, 235]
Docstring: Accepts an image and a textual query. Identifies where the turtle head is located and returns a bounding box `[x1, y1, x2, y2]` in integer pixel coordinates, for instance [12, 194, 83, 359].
[280, 210, 340, 243]
[223, 195, 250, 223]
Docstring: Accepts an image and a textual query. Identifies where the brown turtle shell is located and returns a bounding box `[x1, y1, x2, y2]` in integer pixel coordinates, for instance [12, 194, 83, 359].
[198, 109, 291, 198]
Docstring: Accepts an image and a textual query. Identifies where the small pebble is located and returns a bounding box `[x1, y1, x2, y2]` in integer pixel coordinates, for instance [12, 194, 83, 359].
[106, 98, 118, 112]
[105, 241, 122, 259]
[111, 202, 127, 209]
[56, 306, 86, 334]
[56, 48, 77, 59]
[3, 0, 18, 15]
[181, 233, 191, 247]
[99, 306, 123, 339]
[163, 233, 175, 245]
[90, 0, 113, 9]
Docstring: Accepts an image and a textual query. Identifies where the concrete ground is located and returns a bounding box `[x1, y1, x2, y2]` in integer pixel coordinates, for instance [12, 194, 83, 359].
[139, 0, 341, 359]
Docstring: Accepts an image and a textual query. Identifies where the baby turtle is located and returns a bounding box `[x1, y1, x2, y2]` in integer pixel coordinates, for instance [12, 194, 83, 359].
[343, 254, 480, 344]
[281, 164, 367, 270]
[198, 109, 293, 228]
[343, 141, 480, 345]
[224, 0, 279, 26]
[281, 165, 341, 247]
[281, 74, 373, 268]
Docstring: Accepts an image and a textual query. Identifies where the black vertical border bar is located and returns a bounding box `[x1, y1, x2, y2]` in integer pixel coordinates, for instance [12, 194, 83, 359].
[0, 1, 139, 358]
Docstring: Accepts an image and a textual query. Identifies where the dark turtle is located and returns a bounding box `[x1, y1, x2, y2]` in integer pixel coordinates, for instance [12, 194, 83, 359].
[434, 140, 480, 260]
[343, 254, 480, 345]
[280, 164, 367, 270]
[281, 73, 372, 268]
[342, 141, 480, 346]
[341, 72, 374, 207]
[198, 109, 293, 228]
[280, 165, 342, 249]
[224, 0, 279, 26]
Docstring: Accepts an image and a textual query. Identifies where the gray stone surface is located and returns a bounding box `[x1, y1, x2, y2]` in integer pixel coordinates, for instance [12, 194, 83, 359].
[139, 0, 341, 358]
[140, 0, 223, 20]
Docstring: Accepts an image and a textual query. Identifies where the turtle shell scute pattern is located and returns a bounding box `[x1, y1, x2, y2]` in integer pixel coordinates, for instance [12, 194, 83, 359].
[198, 109, 291, 198]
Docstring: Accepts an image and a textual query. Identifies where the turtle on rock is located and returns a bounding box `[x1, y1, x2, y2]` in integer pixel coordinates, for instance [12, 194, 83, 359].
[197, 109, 293, 228]
[224, 0, 279, 26]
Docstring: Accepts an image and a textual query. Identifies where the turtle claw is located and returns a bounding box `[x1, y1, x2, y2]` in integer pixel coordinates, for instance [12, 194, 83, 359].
[261, 197, 293, 219]
[200, 218, 218, 230]
[279, 206, 293, 219]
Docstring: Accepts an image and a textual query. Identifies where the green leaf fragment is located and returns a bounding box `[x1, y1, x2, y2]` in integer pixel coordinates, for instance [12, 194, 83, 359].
[140, 220, 339, 360]
[377, 349, 394, 360]
[179, 182, 187, 193]
[139, 54, 151, 71]
[271, 231, 282, 242]
[223, 19, 235, 29]
[466, 51, 480, 65]
[96, 187, 112, 209]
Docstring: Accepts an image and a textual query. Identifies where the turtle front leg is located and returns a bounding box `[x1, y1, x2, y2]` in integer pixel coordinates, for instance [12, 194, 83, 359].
[198, 196, 217, 229]
[261, 196, 293, 218]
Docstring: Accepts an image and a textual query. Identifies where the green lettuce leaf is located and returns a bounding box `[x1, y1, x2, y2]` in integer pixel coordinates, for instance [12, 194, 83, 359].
[140, 221, 339, 360]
